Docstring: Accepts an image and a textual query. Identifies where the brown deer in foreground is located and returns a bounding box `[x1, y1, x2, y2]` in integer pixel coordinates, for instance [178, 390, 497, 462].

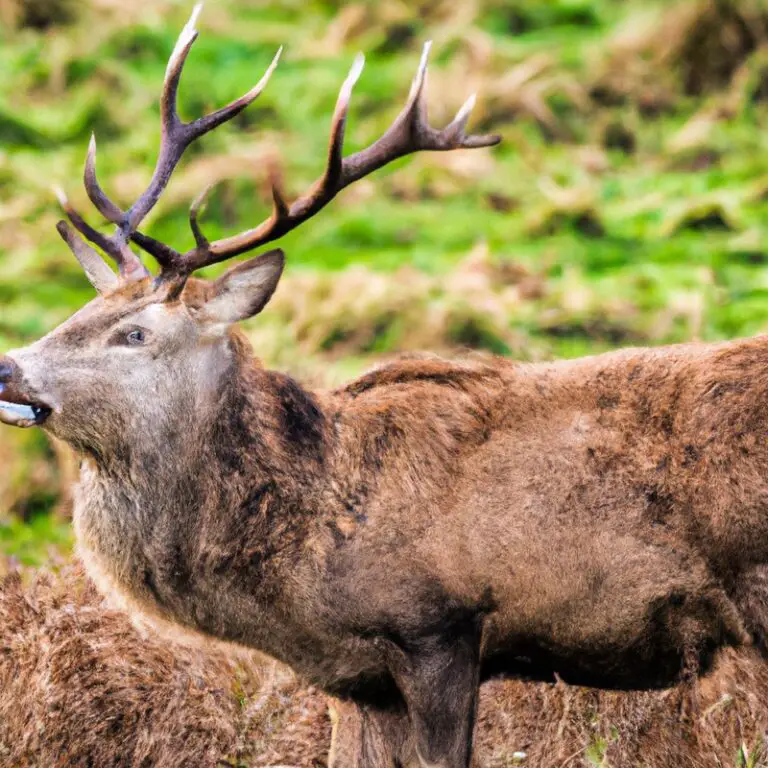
[3, 8, 768, 768]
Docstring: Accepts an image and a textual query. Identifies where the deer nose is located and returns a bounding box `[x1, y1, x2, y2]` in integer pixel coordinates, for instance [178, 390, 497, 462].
[0, 357, 17, 385]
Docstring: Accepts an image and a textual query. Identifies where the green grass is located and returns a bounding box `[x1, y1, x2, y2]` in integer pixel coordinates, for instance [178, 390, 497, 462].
[5, 0, 768, 556]
[0, 511, 73, 565]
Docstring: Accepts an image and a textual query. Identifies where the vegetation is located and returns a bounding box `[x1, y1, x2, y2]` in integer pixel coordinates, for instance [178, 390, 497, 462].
[7, 0, 768, 557]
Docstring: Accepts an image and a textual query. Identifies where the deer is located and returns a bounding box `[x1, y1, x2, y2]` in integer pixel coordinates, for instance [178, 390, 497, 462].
[3, 6, 768, 768]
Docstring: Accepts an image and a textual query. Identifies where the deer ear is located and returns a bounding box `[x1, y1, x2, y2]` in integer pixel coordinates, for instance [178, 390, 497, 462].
[196, 248, 285, 326]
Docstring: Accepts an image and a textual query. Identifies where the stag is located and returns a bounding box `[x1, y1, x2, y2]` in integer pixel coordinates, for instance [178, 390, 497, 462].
[2, 7, 768, 768]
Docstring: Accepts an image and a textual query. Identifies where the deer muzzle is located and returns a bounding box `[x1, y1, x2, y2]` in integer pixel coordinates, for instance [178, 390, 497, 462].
[0, 357, 51, 428]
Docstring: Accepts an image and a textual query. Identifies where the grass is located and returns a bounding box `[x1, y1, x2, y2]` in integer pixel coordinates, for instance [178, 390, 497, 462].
[0, 511, 72, 566]
[5, 0, 768, 558]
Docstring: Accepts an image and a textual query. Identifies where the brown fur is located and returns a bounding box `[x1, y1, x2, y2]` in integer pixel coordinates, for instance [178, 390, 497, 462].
[7, 274, 768, 765]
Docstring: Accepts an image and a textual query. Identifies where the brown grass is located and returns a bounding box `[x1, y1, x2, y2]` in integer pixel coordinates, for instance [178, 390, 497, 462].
[0, 562, 330, 767]
[253, 245, 547, 365]
[3, 563, 768, 767]
[0, 0, 78, 30]
[592, 0, 768, 111]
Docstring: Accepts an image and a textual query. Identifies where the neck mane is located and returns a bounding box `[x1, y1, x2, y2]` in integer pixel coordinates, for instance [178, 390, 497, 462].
[72, 337, 332, 643]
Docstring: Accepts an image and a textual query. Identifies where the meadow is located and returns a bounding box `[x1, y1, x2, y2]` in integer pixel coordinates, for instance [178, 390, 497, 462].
[4, 0, 768, 764]
[5, 0, 768, 561]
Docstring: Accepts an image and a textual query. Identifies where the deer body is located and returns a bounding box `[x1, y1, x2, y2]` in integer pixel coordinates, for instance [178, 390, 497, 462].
[7, 281, 768, 766]
[64, 326, 768, 765]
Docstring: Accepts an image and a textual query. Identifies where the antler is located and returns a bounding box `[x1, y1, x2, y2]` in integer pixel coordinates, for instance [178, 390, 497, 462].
[58, 5, 500, 291]
[57, 3, 281, 281]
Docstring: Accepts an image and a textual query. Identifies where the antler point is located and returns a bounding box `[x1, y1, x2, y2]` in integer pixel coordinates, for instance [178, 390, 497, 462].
[453, 92, 477, 127]
[419, 41, 433, 72]
[52, 185, 69, 208]
[189, 3, 203, 32]
[408, 41, 431, 104]
[349, 52, 365, 86]
[191, 182, 214, 212]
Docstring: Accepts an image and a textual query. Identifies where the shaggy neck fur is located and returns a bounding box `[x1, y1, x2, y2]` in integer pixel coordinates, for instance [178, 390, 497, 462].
[73, 332, 331, 656]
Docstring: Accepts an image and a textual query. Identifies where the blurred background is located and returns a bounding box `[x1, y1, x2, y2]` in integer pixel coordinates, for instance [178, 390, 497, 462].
[2, 0, 768, 565]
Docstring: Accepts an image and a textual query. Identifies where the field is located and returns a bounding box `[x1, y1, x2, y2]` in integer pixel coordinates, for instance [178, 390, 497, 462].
[4, 0, 768, 765]
[7, 0, 768, 559]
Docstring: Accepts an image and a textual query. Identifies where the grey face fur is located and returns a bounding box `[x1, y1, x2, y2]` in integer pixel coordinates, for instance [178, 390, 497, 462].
[0, 249, 285, 451]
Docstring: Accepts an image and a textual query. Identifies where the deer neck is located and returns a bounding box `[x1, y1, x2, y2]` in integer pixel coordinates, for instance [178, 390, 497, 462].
[72, 348, 331, 644]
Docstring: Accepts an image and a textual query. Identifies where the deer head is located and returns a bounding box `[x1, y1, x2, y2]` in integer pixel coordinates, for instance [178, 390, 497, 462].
[0, 4, 499, 455]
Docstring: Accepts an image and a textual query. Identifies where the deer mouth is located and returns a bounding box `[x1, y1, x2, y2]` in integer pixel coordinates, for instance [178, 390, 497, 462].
[0, 385, 51, 428]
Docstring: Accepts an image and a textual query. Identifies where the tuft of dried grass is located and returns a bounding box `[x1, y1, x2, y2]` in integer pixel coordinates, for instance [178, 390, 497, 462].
[0, 564, 239, 766]
[478, 647, 768, 768]
[592, 0, 768, 111]
[0, 562, 330, 767]
[0, 0, 78, 30]
[526, 179, 605, 238]
[484, 54, 589, 140]
[661, 196, 745, 235]
[257, 244, 539, 362]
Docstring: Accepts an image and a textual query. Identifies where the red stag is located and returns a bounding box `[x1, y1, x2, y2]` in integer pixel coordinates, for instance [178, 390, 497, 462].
[2, 7, 766, 768]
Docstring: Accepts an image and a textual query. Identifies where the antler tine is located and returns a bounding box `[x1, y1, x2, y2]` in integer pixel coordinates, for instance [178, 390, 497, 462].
[340, 41, 501, 183]
[158, 52, 367, 273]
[123, 34, 282, 235]
[323, 52, 366, 193]
[148, 41, 500, 278]
[189, 184, 214, 250]
[55, 186, 150, 279]
[128, 27, 281, 234]
[55, 220, 120, 293]
[82, 4, 201, 230]
[268, 159, 290, 219]
[68, 3, 281, 282]
[83, 135, 124, 224]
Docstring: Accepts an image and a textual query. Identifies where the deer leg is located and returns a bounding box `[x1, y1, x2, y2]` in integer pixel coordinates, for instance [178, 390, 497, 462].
[376, 621, 482, 768]
[328, 696, 415, 768]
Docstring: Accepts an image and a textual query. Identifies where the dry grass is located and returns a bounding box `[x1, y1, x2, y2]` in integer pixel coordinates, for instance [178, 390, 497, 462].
[3, 563, 768, 767]
[0, 0, 79, 30]
[593, 0, 768, 111]
[259, 244, 539, 361]
[479, 652, 768, 767]
[0, 562, 330, 767]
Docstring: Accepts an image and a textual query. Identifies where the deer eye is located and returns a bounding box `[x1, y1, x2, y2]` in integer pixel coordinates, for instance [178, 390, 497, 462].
[125, 328, 146, 346]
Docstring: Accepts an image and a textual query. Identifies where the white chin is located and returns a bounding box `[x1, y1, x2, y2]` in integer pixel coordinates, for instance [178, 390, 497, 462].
[0, 401, 41, 428]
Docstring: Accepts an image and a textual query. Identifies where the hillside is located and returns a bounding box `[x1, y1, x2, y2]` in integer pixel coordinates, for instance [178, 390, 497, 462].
[2, 0, 768, 558]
